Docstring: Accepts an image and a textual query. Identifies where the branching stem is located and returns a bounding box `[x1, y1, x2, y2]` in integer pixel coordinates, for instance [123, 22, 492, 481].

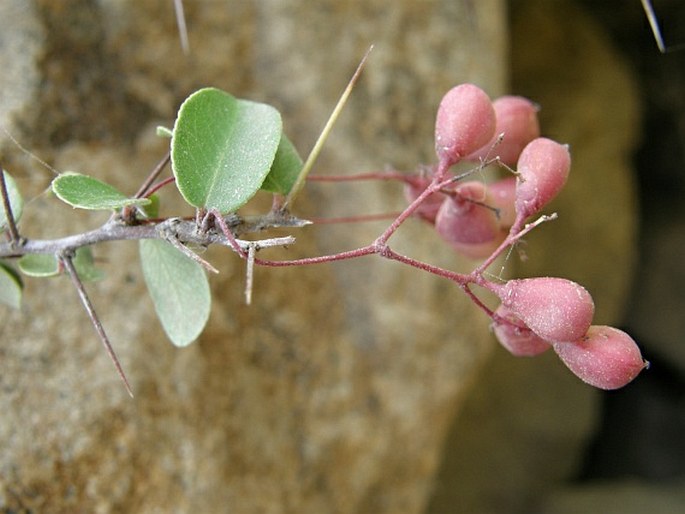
[0, 217, 296, 260]
[134, 151, 171, 199]
[2, 140, 555, 395]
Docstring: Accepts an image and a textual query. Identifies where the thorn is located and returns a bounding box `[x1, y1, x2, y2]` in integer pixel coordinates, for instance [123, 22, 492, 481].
[61, 253, 134, 398]
[245, 243, 256, 305]
[0, 166, 21, 246]
[164, 234, 219, 274]
[641, 0, 666, 53]
[283, 44, 374, 209]
[173, 0, 190, 55]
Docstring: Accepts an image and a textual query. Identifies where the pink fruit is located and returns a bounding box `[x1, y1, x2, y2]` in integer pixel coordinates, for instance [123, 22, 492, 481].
[467, 95, 541, 166]
[490, 277, 594, 343]
[515, 137, 571, 219]
[553, 326, 647, 390]
[447, 230, 507, 260]
[403, 175, 445, 224]
[492, 305, 551, 357]
[435, 84, 496, 167]
[435, 181, 500, 246]
[488, 176, 517, 228]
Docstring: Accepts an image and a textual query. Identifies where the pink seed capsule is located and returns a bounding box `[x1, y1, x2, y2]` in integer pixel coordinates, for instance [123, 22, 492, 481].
[490, 277, 594, 343]
[492, 305, 551, 357]
[553, 326, 648, 390]
[435, 84, 496, 167]
[446, 230, 507, 260]
[467, 95, 541, 166]
[435, 181, 500, 244]
[488, 176, 517, 229]
[515, 137, 571, 219]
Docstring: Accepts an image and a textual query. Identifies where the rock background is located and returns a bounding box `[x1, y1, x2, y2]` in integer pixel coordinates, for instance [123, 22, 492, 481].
[1, 1, 505, 513]
[1, 0, 669, 513]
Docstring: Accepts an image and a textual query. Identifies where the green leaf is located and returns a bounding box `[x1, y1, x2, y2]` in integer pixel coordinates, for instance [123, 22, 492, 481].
[139, 239, 211, 347]
[171, 87, 282, 213]
[261, 134, 303, 195]
[18, 254, 59, 277]
[73, 247, 105, 281]
[0, 170, 23, 232]
[138, 193, 160, 219]
[51, 172, 151, 211]
[18, 248, 102, 280]
[0, 261, 22, 309]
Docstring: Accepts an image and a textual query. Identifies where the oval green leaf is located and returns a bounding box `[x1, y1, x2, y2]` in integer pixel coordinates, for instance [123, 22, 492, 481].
[139, 239, 211, 347]
[73, 247, 105, 281]
[171, 87, 282, 213]
[18, 254, 60, 277]
[0, 261, 22, 309]
[0, 170, 23, 232]
[138, 193, 160, 219]
[52, 172, 151, 210]
[261, 134, 303, 195]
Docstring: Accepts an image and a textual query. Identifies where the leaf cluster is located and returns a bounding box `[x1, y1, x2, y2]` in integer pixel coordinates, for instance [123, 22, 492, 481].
[1, 87, 303, 348]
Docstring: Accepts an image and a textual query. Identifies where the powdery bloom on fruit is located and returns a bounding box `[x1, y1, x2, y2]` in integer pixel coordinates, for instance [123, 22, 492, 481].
[435, 84, 496, 167]
[553, 326, 647, 390]
[488, 176, 517, 228]
[492, 305, 551, 357]
[491, 277, 594, 343]
[515, 137, 571, 219]
[467, 95, 541, 166]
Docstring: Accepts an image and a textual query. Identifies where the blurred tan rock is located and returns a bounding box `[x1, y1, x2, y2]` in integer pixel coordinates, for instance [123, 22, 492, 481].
[1, 1, 506, 512]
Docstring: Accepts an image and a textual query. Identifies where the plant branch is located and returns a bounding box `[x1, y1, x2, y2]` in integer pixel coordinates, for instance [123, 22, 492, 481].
[134, 151, 171, 199]
[307, 170, 408, 183]
[472, 212, 558, 276]
[308, 212, 400, 225]
[0, 216, 297, 260]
